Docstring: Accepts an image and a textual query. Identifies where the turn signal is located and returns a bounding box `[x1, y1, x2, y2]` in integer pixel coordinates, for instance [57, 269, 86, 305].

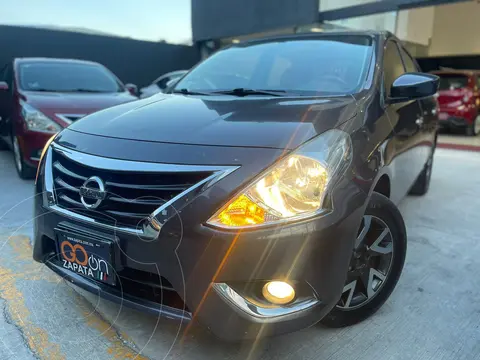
[262, 281, 295, 305]
[216, 194, 266, 227]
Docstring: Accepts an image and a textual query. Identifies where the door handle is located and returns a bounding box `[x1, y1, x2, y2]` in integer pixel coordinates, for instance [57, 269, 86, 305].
[415, 117, 424, 126]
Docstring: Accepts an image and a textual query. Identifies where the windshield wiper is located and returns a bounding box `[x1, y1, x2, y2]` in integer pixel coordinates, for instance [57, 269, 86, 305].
[66, 89, 107, 93]
[172, 88, 211, 96]
[29, 88, 58, 92]
[212, 88, 286, 97]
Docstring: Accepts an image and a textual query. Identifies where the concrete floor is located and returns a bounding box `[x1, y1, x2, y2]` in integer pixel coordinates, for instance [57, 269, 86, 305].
[438, 133, 480, 151]
[0, 147, 479, 360]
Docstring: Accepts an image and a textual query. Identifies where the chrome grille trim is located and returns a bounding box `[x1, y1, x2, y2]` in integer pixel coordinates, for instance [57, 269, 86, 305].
[51, 142, 237, 173]
[45, 143, 239, 237]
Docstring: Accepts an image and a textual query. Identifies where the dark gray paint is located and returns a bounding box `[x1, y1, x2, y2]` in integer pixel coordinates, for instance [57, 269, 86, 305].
[0, 26, 200, 87]
[192, 0, 318, 41]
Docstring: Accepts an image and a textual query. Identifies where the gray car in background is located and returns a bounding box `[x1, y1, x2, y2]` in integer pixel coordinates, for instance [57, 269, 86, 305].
[139, 70, 187, 98]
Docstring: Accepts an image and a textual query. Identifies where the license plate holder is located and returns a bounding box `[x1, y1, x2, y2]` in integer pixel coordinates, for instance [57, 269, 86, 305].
[55, 229, 116, 286]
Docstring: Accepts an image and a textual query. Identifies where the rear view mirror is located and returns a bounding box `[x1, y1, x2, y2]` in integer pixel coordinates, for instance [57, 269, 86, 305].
[125, 83, 138, 96]
[389, 73, 439, 104]
[0, 81, 9, 91]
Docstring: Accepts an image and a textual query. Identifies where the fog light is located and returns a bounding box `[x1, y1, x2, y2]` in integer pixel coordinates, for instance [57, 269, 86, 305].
[262, 281, 295, 305]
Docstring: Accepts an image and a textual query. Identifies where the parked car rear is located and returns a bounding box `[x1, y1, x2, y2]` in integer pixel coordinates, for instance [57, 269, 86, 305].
[431, 70, 480, 136]
[0, 58, 138, 178]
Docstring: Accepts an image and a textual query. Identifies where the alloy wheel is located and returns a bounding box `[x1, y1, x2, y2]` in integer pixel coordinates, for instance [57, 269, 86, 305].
[13, 136, 23, 173]
[336, 215, 394, 310]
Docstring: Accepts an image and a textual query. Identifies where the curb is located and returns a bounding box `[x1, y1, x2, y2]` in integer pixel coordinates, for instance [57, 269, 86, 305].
[437, 143, 480, 152]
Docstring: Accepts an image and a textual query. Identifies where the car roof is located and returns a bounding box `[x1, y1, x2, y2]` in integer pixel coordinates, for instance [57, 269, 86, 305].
[14, 57, 102, 66]
[235, 30, 389, 47]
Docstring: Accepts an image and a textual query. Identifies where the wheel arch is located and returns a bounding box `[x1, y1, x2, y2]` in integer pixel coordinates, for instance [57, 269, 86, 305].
[368, 168, 394, 201]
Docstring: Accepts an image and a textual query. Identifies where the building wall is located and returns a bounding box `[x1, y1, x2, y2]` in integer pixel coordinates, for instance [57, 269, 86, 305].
[191, 0, 318, 41]
[429, 1, 480, 56]
[0, 26, 200, 87]
[396, 7, 435, 47]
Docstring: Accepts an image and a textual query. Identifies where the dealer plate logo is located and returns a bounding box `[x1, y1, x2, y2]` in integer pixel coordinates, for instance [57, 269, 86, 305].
[60, 240, 110, 282]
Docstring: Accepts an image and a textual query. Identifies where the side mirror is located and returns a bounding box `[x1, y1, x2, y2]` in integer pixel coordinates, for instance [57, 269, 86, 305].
[0, 81, 9, 91]
[125, 83, 138, 96]
[163, 78, 180, 93]
[389, 73, 439, 104]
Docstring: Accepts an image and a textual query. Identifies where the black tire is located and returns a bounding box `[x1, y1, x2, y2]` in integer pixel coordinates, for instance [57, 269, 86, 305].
[321, 193, 407, 328]
[11, 134, 35, 179]
[466, 115, 480, 136]
[409, 151, 433, 196]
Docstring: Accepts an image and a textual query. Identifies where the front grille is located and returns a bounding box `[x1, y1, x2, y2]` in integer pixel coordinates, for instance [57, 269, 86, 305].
[51, 149, 213, 228]
[115, 267, 189, 312]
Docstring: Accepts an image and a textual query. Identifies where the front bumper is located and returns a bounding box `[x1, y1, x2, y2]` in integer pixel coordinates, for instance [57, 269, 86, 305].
[33, 140, 367, 340]
[34, 200, 363, 340]
[438, 106, 476, 129]
[439, 116, 470, 129]
[18, 130, 56, 167]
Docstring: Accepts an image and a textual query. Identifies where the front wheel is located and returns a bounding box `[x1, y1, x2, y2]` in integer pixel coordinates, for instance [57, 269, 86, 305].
[321, 193, 407, 328]
[466, 115, 480, 136]
[12, 135, 35, 179]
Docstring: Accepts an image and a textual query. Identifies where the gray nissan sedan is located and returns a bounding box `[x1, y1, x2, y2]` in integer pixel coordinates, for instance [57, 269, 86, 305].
[33, 31, 439, 340]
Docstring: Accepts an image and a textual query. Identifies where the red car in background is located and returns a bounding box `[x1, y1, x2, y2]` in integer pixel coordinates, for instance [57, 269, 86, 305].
[432, 70, 480, 136]
[0, 58, 138, 178]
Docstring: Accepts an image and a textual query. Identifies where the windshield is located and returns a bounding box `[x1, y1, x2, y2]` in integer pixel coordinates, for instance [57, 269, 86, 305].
[437, 74, 469, 91]
[174, 35, 373, 96]
[19, 62, 124, 92]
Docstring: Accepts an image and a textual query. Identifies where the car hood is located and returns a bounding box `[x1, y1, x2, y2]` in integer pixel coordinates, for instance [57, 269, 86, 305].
[68, 94, 357, 150]
[22, 91, 138, 126]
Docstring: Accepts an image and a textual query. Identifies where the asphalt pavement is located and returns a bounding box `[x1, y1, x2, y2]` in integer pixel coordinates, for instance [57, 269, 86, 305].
[0, 147, 479, 360]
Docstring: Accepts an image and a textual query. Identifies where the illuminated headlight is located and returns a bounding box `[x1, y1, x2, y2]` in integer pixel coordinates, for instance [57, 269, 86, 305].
[207, 129, 352, 229]
[21, 101, 62, 134]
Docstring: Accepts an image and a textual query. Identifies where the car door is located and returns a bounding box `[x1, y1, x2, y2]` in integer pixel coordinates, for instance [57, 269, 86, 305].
[399, 45, 437, 160]
[383, 40, 425, 199]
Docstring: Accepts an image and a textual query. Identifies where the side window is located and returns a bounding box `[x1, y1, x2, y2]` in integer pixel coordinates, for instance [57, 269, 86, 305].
[156, 77, 170, 89]
[399, 47, 419, 73]
[383, 41, 405, 95]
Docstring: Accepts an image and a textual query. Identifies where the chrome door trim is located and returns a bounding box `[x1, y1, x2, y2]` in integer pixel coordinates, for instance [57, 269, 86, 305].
[51, 142, 238, 173]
